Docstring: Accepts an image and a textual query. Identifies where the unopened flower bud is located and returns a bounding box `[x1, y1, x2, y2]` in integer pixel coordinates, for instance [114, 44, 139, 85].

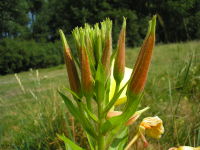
[101, 19, 112, 77]
[81, 46, 94, 96]
[106, 111, 122, 119]
[107, 107, 149, 125]
[114, 17, 126, 83]
[59, 30, 81, 95]
[127, 15, 156, 95]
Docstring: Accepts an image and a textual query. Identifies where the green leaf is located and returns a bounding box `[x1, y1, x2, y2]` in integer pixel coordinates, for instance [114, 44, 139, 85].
[83, 105, 99, 122]
[64, 87, 81, 100]
[58, 91, 97, 138]
[86, 133, 95, 150]
[58, 91, 81, 120]
[57, 134, 85, 150]
[109, 127, 128, 150]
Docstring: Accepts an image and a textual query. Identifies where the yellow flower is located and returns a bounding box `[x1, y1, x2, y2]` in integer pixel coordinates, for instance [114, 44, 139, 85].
[140, 116, 164, 139]
[109, 66, 132, 105]
[169, 146, 200, 150]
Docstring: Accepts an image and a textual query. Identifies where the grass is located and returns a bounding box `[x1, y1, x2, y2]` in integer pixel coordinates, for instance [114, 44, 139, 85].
[0, 40, 200, 149]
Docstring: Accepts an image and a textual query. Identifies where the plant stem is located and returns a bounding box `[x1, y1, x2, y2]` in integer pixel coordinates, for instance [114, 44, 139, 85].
[97, 101, 105, 150]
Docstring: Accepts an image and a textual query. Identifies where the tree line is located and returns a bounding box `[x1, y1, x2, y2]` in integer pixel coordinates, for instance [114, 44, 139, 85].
[0, 0, 200, 74]
[1, 0, 200, 46]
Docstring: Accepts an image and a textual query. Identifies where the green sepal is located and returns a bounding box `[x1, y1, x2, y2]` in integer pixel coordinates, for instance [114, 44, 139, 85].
[57, 134, 85, 150]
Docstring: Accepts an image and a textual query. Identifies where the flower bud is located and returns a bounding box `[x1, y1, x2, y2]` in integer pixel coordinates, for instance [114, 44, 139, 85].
[127, 15, 156, 95]
[59, 30, 81, 95]
[101, 19, 112, 77]
[106, 111, 122, 119]
[114, 17, 126, 83]
[80, 46, 94, 96]
[125, 107, 149, 125]
[106, 107, 149, 125]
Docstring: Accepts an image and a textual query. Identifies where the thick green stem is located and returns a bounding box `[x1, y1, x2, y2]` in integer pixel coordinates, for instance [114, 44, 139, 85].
[97, 102, 105, 150]
[96, 80, 105, 150]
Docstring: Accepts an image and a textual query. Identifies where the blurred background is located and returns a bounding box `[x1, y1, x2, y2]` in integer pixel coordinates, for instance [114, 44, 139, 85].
[0, 0, 200, 150]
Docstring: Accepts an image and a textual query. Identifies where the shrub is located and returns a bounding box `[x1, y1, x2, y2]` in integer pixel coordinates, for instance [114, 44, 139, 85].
[0, 39, 64, 75]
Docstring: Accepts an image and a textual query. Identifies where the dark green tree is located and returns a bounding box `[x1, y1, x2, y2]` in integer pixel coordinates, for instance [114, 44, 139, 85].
[0, 0, 29, 39]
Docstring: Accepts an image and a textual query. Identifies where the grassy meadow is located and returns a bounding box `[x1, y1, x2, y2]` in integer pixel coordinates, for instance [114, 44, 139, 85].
[0, 41, 200, 150]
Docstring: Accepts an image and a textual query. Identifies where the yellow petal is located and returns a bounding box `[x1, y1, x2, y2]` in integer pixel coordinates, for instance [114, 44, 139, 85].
[178, 146, 200, 150]
[169, 146, 200, 150]
[140, 116, 164, 139]
[109, 66, 133, 105]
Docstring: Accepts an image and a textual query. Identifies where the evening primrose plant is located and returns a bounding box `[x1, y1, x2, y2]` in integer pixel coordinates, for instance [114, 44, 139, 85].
[58, 15, 162, 150]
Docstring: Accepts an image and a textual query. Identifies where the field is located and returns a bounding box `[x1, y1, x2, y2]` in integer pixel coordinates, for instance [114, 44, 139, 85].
[0, 41, 200, 150]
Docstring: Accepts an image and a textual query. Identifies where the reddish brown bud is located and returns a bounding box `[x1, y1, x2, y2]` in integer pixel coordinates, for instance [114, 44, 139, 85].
[101, 19, 112, 77]
[102, 34, 112, 76]
[81, 46, 94, 96]
[59, 30, 81, 95]
[128, 15, 156, 95]
[114, 17, 126, 83]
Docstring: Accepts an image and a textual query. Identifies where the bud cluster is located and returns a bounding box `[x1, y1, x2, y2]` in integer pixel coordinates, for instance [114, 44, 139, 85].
[58, 15, 164, 150]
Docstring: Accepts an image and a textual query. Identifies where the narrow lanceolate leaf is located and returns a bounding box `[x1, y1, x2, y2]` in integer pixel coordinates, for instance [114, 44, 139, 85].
[57, 134, 85, 150]
[114, 17, 126, 83]
[59, 30, 81, 96]
[58, 91, 97, 138]
[127, 15, 156, 96]
[58, 91, 81, 121]
[101, 19, 112, 77]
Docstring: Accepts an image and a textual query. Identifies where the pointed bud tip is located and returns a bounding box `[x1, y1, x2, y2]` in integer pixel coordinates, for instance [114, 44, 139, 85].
[122, 17, 126, 29]
[59, 29, 69, 49]
[151, 15, 157, 35]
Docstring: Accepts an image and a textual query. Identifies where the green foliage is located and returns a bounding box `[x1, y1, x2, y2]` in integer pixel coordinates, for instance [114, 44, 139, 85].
[0, 39, 63, 75]
[57, 134, 85, 150]
[1, 0, 200, 46]
[0, 0, 29, 38]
